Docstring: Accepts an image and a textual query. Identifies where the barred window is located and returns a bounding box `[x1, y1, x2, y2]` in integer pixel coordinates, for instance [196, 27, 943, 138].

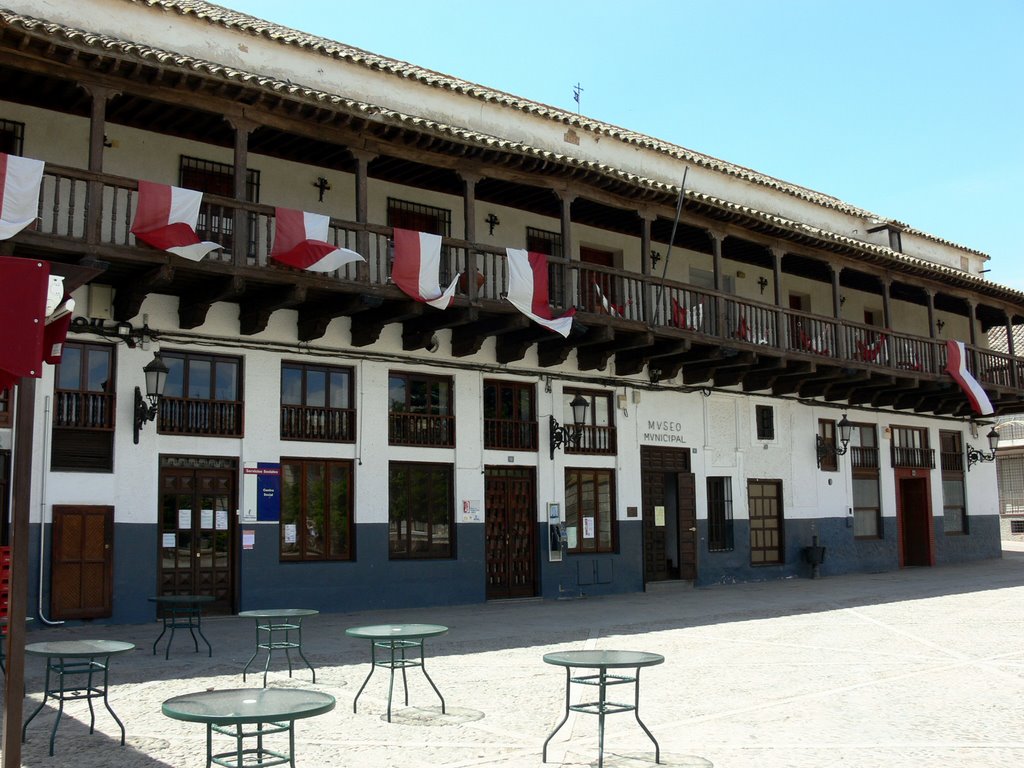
[706, 477, 734, 552]
[997, 454, 1024, 515]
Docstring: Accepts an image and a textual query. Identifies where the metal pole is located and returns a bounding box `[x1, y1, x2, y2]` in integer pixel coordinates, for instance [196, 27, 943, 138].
[2, 377, 35, 768]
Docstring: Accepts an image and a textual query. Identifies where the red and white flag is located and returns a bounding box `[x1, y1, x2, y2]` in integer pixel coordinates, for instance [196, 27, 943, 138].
[270, 207, 363, 272]
[131, 180, 221, 262]
[391, 228, 459, 309]
[505, 248, 574, 337]
[0, 255, 49, 383]
[0, 153, 44, 240]
[945, 339, 994, 415]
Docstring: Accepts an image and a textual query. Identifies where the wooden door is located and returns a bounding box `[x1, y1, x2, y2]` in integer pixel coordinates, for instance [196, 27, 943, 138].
[159, 456, 236, 613]
[899, 477, 932, 566]
[640, 447, 696, 582]
[484, 467, 537, 599]
[748, 480, 784, 565]
[50, 505, 113, 620]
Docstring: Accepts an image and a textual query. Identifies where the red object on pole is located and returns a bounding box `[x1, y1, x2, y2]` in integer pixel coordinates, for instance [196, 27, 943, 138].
[0, 256, 50, 383]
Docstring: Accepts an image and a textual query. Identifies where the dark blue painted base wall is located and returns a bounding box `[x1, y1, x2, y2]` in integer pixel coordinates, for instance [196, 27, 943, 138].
[21, 514, 1001, 626]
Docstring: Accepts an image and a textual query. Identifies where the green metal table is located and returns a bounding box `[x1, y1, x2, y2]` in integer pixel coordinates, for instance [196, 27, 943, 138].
[22, 639, 135, 756]
[543, 649, 664, 768]
[345, 623, 447, 722]
[238, 608, 318, 687]
[163, 688, 335, 768]
[149, 594, 215, 659]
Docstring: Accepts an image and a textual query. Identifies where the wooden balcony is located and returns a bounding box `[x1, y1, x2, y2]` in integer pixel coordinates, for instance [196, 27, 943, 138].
[14, 164, 1024, 417]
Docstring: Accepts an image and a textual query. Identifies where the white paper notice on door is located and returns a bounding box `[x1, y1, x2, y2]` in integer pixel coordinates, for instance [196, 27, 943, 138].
[283, 524, 297, 544]
[178, 509, 191, 529]
[654, 505, 666, 527]
[216, 510, 229, 531]
[583, 516, 595, 539]
[162, 533, 176, 548]
[200, 509, 214, 529]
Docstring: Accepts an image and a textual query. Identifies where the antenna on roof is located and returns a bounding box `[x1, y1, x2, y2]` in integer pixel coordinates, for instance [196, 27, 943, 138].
[652, 167, 688, 325]
[572, 82, 583, 113]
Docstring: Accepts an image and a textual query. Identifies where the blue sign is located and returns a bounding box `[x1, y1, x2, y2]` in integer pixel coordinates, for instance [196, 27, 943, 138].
[255, 463, 280, 521]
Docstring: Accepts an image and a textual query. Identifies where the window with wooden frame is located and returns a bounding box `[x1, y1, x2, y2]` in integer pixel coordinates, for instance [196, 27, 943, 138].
[51, 342, 115, 472]
[818, 419, 838, 472]
[940, 430, 968, 534]
[388, 371, 454, 447]
[483, 379, 537, 451]
[565, 467, 616, 554]
[159, 351, 243, 438]
[179, 156, 260, 256]
[280, 458, 354, 561]
[387, 198, 454, 285]
[0, 119, 25, 155]
[564, 389, 616, 455]
[526, 226, 565, 305]
[756, 405, 775, 441]
[706, 476, 734, 552]
[0, 388, 10, 428]
[891, 426, 934, 469]
[388, 462, 454, 558]
[850, 424, 882, 538]
[280, 362, 355, 442]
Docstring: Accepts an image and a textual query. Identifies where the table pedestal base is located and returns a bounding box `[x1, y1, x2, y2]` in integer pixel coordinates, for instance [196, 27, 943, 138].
[242, 620, 314, 687]
[543, 666, 660, 768]
[22, 655, 126, 756]
[352, 638, 445, 722]
[207, 721, 296, 768]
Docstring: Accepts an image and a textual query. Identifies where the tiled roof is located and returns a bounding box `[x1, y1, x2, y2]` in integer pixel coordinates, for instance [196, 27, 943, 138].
[131, 1, 983, 257]
[0, 1, 998, 272]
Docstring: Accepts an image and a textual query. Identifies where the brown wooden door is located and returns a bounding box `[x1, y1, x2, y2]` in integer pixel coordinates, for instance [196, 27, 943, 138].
[159, 456, 236, 613]
[899, 477, 932, 566]
[640, 447, 696, 582]
[484, 467, 536, 599]
[748, 480, 784, 565]
[50, 505, 113, 620]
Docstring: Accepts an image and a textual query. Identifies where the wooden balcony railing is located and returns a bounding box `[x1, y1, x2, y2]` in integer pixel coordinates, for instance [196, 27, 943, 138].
[280, 405, 355, 442]
[23, 163, 1021, 394]
[483, 418, 538, 451]
[52, 391, 115, 430]
[567, 425, 617, 455]
[158, 397, 244, 437]
[941, 451, 965, 472]
[850, 446, 879, 470]
[891, 446, 935, 469]
[388, 413, 455, 447]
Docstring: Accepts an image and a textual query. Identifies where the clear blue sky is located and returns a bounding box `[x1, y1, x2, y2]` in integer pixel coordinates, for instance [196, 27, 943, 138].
[221, 0, 1024, 290]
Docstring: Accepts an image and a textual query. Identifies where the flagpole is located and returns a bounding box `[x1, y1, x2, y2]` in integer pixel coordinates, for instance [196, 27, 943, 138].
[652, 167, 688, 326]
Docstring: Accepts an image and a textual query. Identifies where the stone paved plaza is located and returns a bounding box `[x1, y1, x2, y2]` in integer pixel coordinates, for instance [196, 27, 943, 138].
[3, 545, 1023, 768]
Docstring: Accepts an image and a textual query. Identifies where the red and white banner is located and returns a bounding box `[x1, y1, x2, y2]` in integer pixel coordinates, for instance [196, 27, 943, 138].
[270, 207, 363, 272]
[131, 180, 221, 262]
[505, 248, 574, 337]
[0, 153, 44, 240]
[0, 256, 50, 385]
[945, 340, 994, 415]
[391, 228, 459, 309]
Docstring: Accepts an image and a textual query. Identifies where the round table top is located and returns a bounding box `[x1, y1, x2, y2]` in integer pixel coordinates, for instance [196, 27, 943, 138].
[238, 608, 319, 620]
[345, 623, 448, 640]
[543, 650, 665, 669]
[148, 594, 216, 605]
[163, 688, 336, 725]
[25, 640, 135, 658]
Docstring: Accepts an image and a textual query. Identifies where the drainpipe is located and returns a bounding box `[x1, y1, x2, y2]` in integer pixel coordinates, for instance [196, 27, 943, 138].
[38, 396, 63, 625]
